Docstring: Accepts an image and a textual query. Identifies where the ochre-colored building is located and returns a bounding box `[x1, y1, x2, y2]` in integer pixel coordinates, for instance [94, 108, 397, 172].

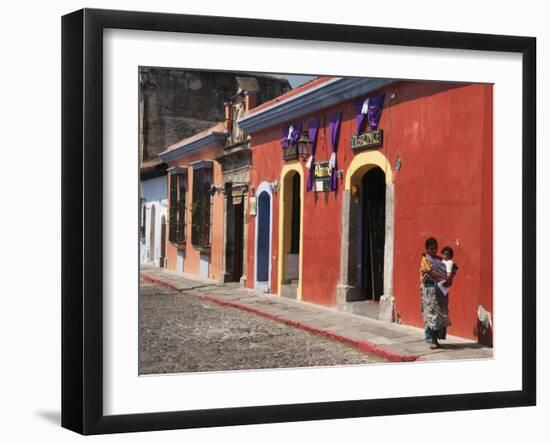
[160, 123, 227, 281]
[237, 77, 493, 344]
[159, 78, 265, 283]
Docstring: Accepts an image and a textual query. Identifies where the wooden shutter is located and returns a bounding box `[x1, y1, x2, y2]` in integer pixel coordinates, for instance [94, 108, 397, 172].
[169, 175, 178, 243]
[176, 178, 186, 244]
[191, 167, 212, 247]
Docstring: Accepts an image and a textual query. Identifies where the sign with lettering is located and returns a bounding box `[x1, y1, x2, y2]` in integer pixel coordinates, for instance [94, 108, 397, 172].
[351, 129, 383, 151]
[283, 145, 298, 161]
[313, 161, 332, 192]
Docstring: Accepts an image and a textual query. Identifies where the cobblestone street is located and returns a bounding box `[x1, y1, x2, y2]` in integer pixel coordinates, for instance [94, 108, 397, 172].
[139, 278, 386, 374]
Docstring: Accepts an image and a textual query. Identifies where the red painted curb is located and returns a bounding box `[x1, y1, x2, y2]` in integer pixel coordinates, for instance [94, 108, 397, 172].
[141, 273, 182, 292]
[141, 271, 419, 363]
[200, 295, 419, 363]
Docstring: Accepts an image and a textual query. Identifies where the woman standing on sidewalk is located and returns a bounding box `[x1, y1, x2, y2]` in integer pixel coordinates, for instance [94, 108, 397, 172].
[420, 237, 451, 349]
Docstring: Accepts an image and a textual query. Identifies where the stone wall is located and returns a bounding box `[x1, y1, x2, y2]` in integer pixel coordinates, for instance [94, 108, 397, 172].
[139, 68, 291, 162]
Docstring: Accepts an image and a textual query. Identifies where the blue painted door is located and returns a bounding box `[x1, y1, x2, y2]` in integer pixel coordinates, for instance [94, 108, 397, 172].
[257, 191, 271, 282]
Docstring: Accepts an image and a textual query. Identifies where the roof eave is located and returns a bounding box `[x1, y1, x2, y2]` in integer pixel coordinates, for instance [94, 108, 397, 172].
[159, 131, 227, 162]
[237, 78, 394, 134]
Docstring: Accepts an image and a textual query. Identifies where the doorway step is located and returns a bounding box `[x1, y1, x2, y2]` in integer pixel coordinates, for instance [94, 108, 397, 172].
[345, 300, 380, 320]
[280, 280, 299, 299]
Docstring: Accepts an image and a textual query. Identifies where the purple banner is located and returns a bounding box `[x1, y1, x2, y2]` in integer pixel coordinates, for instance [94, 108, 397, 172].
[328, 111, 342, 191]
[353, 92, 385, 134]
[306, 117, 320, 192]
[281, 122, 302, 149]
[353, 101, 367, 136]
[281, 125, 290, 149]
[291, 121, 302, 144]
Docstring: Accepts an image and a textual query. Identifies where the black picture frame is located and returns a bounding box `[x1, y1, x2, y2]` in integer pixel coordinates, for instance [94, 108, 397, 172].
[61, 8, 536, 435]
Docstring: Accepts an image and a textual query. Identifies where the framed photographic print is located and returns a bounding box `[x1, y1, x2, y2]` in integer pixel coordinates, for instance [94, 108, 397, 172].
[61, 8, 536, 435]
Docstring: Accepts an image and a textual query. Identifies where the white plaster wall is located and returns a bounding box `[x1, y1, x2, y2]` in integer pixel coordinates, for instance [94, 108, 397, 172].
[140, 175, 168, 266]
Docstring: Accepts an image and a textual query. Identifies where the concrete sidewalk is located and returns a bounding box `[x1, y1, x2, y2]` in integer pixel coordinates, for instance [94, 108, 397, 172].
[140, 265, 493, 363]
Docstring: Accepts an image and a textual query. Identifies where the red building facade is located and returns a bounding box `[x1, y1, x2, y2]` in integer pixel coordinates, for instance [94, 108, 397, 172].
[239, 78, 493, 343]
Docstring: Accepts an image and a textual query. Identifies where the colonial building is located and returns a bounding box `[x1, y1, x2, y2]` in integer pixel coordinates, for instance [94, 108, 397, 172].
[158, 77, 286, 283]
[139, 71, 290, 270]
[237, 77, 493, 344]
[156, 123, 223, 279]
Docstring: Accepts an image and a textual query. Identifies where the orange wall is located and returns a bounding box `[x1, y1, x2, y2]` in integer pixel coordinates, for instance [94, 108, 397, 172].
[165, 145, 225, 281]
[246, 81, 493, 340]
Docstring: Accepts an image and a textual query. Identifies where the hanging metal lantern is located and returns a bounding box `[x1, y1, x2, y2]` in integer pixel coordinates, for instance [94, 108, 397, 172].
[296, 130, 312, 159]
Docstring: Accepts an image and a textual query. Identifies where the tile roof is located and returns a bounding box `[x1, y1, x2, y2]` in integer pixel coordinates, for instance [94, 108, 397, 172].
[163, 122, 226, 153]
[140, 157, 164, 170]
[245, 76, 334, 116]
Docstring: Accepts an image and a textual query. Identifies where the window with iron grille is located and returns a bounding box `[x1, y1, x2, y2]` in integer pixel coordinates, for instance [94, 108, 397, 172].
[169, 174, 187, 244]
[191, 166, 212, 248]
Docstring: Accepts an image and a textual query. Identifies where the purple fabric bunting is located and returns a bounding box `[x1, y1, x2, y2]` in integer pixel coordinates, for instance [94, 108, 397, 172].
[328, 111, 342, 191]
[306, 117, 320, 192]
[353, 101, 367, 136]
[291, 121, 302, 143]
[353, 92, 385, 135]
[281, 121, 303, 150]
[281, 125, 290, 149]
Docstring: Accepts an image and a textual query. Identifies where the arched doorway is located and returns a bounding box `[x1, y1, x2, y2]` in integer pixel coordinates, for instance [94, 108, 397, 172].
[338, 151, 394, 321]
[255, 184, 272, 292]
[361, 167, 386, 301]
[149, 204, 156, 262]
[278, 166, 304, 299]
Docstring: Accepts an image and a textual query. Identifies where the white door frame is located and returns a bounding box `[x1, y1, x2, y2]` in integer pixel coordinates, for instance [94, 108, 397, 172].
[254, 181, 273, 292]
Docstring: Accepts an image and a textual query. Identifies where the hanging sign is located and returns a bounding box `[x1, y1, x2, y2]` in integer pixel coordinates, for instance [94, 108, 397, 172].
[313, 161, 332, 192]
[351, 129, 383, 151]
[231, 187, 244, 197]
[248, 196, 257, 215]
[231, 186, 245, 205]
[283, 145, 298, 161]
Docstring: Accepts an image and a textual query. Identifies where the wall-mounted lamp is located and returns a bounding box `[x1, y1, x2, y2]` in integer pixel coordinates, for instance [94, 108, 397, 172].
[296, 130, 312, 160]
[210, 184, 225, 196]
[395, 156, 402, 171]
[221, 181, 249, 196]
[269, 180, 280, 194]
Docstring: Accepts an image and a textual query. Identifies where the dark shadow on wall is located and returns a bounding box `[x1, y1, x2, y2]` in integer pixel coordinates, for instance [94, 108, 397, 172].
[476, 321, 494, 348]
